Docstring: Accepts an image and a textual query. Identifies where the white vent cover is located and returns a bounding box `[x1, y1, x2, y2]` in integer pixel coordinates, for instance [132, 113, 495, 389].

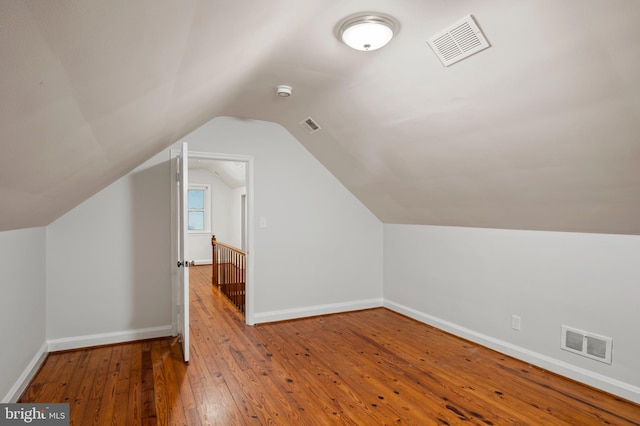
[561, 325, 612, 365]
[427, 15, 490, 67]
[299, 116, 322, 134]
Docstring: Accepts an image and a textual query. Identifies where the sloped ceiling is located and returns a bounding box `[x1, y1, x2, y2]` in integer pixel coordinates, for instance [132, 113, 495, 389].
[1, 0, 639, 234]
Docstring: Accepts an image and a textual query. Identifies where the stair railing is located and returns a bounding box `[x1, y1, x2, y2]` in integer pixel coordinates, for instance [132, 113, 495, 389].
[211, 235, 246, 313]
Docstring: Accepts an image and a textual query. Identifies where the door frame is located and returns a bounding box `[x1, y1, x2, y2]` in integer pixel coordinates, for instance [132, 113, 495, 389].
[170, 148, 255, 327]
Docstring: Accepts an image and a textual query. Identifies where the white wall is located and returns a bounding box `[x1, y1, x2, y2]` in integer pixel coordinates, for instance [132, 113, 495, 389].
[46, 158, 173, 345]
[45, 116, 383, 344]
[229, 186, 247, 250]
[184, 117, 384, 321]
[383, 224, 640, 403]
[0, 227, 46, 401]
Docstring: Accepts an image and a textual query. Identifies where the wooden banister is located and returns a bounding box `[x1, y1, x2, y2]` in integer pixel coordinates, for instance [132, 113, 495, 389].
[211, 235, 246, 313]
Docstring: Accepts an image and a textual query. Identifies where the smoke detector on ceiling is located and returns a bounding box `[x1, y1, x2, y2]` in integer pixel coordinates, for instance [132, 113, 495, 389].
[427, 15, 490, 66]
[276, 85, 292, 97]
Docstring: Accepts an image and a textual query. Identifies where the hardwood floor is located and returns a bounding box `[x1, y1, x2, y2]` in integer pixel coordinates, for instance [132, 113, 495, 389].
[20, 265, 640, 425]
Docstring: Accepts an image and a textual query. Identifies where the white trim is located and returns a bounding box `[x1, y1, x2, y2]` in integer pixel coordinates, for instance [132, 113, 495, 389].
[47, 325, 173, 352]
[383, 299, 640, 404]
[170, 149, 179, 340]
[244, 155, 255, 325]
[2, 342, 48, 403]
[253, 298, 383, 324]
[193, 259, 212, 266]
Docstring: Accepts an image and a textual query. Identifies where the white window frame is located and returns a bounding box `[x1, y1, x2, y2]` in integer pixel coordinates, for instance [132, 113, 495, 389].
[187, 183, 211, 234]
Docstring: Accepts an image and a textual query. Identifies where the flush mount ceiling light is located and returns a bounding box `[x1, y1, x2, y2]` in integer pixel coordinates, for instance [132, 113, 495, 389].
[337, 13, 399, 51]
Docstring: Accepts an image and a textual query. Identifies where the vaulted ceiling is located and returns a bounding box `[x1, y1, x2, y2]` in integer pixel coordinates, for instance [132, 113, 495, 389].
[2, 0, 639, 234]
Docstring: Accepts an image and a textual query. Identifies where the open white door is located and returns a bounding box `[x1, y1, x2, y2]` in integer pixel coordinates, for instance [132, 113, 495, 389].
[177, 142, 190, 362]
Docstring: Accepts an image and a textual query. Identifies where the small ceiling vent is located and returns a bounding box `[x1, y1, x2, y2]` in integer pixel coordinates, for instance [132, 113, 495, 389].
[427, 15, 490, 67]
[299, 116, 322, 134]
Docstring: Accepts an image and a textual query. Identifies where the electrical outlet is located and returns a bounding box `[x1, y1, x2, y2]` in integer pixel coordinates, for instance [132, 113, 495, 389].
[511, 315, 521, 331]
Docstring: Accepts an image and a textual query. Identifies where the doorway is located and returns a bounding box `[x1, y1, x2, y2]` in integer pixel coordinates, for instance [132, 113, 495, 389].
[171, 149, 255, 334]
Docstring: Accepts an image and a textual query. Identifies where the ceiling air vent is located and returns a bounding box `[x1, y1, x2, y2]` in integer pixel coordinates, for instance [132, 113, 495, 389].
[299, 116, 322, 134]
[427, 15, 490, 67]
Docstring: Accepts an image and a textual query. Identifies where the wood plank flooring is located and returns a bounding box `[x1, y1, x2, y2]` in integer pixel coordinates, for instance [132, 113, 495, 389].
[20, 265, 640, 425]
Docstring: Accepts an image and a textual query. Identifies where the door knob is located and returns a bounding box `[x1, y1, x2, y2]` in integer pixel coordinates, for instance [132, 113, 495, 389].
[177, 261, 184, 267]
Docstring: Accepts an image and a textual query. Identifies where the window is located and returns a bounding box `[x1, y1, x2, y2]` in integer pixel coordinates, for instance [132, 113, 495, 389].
[187, 184, 210, 232]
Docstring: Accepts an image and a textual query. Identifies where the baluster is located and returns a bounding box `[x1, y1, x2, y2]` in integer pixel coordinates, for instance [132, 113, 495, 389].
[210, 237, 246, 314]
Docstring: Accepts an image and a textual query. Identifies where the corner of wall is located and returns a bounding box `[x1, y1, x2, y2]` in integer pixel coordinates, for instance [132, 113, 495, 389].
[2, 342, 48, 403]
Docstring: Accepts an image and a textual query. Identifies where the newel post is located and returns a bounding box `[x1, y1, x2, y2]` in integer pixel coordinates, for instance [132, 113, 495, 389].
[211, 235, 218, 285]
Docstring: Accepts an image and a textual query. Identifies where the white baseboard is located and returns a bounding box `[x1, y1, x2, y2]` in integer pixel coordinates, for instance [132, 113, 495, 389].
[47, 325, 174, 352]
[9, 305, 637, 405]
[3, 341, 48, 403]
[193, 259, 212, 266]
[384, 299, 640, 405]
[254, 298, 383, 324]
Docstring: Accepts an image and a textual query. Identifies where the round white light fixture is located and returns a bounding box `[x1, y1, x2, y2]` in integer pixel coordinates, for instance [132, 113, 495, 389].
[276, 85, 292, 97]
[337, 13, 399, 51]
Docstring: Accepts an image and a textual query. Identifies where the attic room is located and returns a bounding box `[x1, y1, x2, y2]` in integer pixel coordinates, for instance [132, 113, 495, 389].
[1, 0, 639, 423]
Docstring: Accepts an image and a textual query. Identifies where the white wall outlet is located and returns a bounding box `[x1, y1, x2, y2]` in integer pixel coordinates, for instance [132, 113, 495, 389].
[511, 315, 521, 331]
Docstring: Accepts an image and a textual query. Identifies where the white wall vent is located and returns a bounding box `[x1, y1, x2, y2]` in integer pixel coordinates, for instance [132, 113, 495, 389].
[561, 325, 612, 365]
[299, 116, 322, 134]
[427, 15, 490, 67]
